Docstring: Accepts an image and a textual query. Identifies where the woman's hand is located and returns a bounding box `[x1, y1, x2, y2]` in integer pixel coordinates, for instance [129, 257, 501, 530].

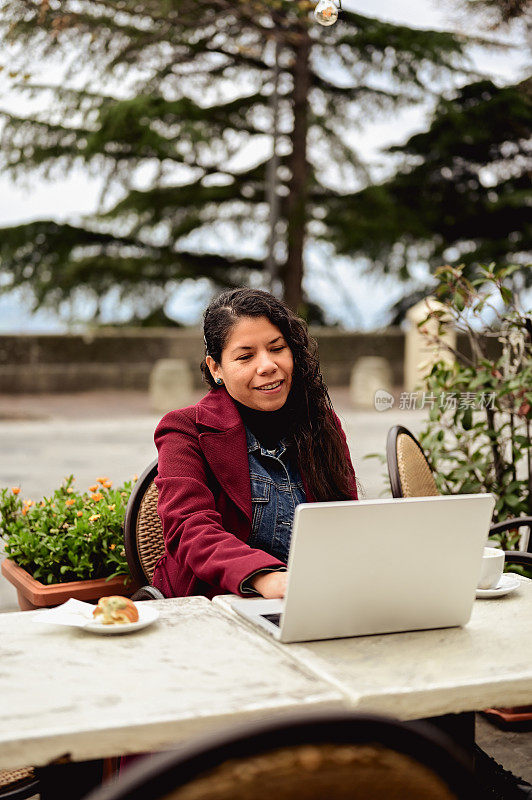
[250, 571, 288, 598]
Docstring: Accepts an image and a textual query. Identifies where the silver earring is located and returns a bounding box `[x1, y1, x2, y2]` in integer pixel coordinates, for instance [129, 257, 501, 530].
[216, 378, 223, 386]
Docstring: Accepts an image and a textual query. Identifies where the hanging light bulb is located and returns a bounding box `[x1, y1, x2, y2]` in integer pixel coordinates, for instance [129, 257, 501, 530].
[314, 0, 341, 26]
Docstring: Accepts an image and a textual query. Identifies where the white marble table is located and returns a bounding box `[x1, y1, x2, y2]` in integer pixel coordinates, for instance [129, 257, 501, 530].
[3, 583, 531, 776]
[215, 576, 532, 721]
[0, 597, 343, 771]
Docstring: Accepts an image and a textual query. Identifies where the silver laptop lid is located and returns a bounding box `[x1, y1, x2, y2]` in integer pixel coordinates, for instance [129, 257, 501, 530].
[279, 494, 495, 643]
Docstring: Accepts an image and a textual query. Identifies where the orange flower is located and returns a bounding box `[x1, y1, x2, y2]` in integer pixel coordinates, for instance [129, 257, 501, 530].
[102, 480, 112, 489]
[89, 485, 98, 493]
[107, 504, 116, 511]
[41, 500, 46, 507]
[109, 544, 116, 550]
[24, 499, 34, 507]
[97, 476, 109, 485]
[89, 514, 101, 522]
[66, 487, 74, 494]
[11, 487, 21, 495]
[91, 492, 103, 502]
[65, 498, 75, 506]
[77, 510, 83, 517]
[22, 507, 28, 516]
[133, 474, 138, 481]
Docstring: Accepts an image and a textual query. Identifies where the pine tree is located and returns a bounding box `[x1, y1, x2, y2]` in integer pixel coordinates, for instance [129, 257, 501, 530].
[0, 0, 471, 321]
[464, 0, 530, 24]
[325, 77, 531, 283]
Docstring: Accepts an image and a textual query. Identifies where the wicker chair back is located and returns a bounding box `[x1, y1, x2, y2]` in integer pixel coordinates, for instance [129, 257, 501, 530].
[124, 460, 165, 586]
[387, 426, 439, 499]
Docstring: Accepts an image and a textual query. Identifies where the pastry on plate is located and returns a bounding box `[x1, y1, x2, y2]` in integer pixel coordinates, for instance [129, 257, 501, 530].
[93, 596, 139, 625]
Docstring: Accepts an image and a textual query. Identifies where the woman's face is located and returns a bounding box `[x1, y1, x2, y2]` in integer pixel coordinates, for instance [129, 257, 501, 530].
[206, 316, 294, 411]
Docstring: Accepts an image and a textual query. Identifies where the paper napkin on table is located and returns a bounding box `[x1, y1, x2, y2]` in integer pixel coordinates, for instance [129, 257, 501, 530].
[36, 598, 95, 627]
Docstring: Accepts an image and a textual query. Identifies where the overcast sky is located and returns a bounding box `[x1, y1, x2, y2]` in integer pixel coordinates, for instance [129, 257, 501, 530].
[0, 0, 528, 331]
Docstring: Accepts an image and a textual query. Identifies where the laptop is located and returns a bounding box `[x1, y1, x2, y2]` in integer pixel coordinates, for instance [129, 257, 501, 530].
[228, 494, 495, 643]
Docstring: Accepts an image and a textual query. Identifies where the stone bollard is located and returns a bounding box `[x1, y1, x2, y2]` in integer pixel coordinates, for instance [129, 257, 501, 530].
[149, 359, 194, 415]
[350, 357, 393, 409]
[404, 297, 455, 392]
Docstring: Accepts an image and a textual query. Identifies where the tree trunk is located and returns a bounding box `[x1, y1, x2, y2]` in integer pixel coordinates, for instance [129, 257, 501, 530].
[282, 29, 310, 313]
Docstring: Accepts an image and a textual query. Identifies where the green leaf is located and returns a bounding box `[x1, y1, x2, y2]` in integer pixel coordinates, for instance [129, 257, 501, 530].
[499, 286, 513, 306]
[502, 493, 523, 509]
[0, 476, 133, 583]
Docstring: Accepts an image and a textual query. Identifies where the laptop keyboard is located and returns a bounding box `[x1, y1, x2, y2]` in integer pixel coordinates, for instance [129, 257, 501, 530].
[261, 613, 282, 627]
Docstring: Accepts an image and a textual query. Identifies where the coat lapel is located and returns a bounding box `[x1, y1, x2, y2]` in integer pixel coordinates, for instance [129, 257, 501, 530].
[196, 389, 252, 523]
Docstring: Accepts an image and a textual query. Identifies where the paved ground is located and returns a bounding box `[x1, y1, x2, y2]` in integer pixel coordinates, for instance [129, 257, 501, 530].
[0, 388, 530, 785]
[0, 386, 424, 501]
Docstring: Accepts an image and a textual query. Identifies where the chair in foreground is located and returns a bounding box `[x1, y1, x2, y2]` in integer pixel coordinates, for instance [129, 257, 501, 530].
[123, 459, 165, 601]
[82, 711, 480, 800]
[0, 767, 40, 800]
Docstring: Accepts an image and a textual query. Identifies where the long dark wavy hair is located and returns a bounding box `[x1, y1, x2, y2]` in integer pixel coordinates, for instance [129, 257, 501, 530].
[200, 288, 356, 502]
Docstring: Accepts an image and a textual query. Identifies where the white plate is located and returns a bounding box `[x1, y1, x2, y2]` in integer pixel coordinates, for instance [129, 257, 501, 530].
[83, 604, 159, 634]
[476, 574, 520, 599]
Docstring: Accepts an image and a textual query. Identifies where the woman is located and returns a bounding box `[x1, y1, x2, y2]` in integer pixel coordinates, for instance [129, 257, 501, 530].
[152, 288, 358, 600]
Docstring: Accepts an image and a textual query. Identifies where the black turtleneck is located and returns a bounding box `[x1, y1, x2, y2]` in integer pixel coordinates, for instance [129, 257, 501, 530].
[233, 397, 292, 450]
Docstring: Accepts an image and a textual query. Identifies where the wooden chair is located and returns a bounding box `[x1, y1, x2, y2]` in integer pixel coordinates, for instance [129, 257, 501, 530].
[123, 459, 165, 601]
[78, 711, 481, 800]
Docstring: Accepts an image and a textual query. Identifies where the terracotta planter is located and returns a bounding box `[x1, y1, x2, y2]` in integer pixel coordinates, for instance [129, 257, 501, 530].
[1, 558, 137, 611]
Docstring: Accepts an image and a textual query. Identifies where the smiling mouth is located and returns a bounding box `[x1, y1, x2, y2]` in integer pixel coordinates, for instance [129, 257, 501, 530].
[255, 380, 283, 391]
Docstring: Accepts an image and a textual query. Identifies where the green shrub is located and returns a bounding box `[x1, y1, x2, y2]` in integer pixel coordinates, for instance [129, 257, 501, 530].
[418, 264, 531, 551]
[0, 475, 135, 584]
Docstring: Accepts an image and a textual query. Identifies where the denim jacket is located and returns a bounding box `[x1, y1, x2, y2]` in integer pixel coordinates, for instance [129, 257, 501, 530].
[244, 426, 307, 564]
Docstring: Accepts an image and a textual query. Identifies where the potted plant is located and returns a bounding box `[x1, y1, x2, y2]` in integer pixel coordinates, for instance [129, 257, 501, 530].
[0, 475, 138, 610]
[417, 263, 532, 554]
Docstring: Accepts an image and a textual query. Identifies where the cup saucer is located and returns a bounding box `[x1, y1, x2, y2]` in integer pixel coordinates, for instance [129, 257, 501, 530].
[476, 573, 520, 599]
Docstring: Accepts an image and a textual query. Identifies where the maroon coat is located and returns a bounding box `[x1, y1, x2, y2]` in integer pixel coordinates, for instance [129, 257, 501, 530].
[152, 387, 358, 599]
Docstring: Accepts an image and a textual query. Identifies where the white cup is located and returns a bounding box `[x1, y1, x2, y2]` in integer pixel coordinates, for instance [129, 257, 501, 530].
[478, 547, 505, 590]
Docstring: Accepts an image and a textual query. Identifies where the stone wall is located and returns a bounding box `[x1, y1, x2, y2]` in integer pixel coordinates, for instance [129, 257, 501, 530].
[0, 328, 405, 393]
[0, 327, 501, 393]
